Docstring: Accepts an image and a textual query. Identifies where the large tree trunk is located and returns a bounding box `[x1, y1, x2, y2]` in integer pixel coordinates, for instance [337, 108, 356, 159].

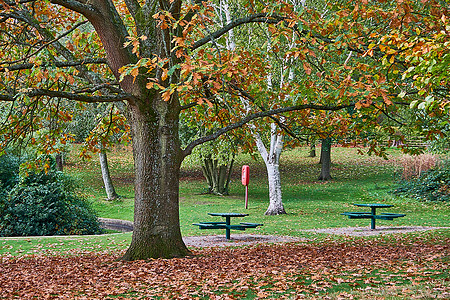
[43, 0, 188, 260]
[318, 137, 332, 181]
[99, 148, 119, 201]
[121, 104, 190, 260]
[77, 1, 189, 260]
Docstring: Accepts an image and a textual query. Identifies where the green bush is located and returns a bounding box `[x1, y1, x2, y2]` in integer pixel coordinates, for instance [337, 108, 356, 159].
[394, 160, 450, 202]
[0, 156, 103, 237]
[0, 154, 22, 191]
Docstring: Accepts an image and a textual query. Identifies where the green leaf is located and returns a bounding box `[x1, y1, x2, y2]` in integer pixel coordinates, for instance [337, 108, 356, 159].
[168, 64, 180, 77]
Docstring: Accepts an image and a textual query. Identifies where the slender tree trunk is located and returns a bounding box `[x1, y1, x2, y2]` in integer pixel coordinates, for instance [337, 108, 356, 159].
[318, 137, 332, 181]
[121, 103, 190, 260]
[224, 156, 234, 195]
[55, 153, 64, 171]
[99, 148, 119, 201]
[265, 162, 285, 215]
[309, 142, 316, 157]
[254, 123, 286, 215]
[201, 154, 233, 195]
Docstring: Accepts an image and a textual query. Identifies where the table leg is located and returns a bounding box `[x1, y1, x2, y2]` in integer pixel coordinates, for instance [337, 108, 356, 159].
[371, 207, 376, 230]
[225, 217, 231, 239]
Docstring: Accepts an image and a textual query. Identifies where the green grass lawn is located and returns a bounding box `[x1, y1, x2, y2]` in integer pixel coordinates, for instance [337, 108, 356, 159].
[67, 145, 449, 234]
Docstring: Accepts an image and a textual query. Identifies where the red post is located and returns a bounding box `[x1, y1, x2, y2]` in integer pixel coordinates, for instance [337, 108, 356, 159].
[241, 165, 249, 209]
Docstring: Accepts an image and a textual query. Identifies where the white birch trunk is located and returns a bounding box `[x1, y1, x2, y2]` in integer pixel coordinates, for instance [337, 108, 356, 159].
[99, 149, 119, 201]
[222, 0, 236, 51]
[253, 123, 286, 215]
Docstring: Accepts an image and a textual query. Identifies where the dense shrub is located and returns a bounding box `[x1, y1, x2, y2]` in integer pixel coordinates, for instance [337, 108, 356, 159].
[394, 160, 450, 202]
[0, 154, 22, 191]
[0, 156, 103, 237]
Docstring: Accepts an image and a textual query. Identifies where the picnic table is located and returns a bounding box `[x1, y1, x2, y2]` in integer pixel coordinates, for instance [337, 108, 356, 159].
[193, 212, 263, 239]
[341, 203, 406, 230]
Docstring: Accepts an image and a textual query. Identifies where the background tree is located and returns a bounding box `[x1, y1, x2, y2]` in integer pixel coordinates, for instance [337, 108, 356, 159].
[79, 103, 129, 201]
[181, 120, 237, 196]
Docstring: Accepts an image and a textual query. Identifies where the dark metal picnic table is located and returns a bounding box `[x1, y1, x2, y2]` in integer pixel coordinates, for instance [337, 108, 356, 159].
[193, 212, 263, 239]
[341, 203, 406, 230]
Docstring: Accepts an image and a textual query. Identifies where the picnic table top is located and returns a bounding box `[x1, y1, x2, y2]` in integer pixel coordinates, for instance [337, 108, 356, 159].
[208, 213, 249, 217]
[353, 203, 394, 208]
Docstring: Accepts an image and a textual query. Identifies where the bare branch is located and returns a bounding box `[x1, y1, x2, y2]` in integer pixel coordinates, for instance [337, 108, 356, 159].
[5, 20, 89, 65]
[180, 101, 198, 110]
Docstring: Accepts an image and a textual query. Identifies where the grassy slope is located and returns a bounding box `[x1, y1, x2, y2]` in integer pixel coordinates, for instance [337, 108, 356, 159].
[1, 145, 449, 256]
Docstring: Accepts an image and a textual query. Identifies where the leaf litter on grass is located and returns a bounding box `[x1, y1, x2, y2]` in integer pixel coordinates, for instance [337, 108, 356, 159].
[0, 237, 448, 299]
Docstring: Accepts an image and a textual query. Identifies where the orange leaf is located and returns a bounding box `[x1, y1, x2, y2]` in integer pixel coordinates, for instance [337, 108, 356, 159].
[303, 62, 312, 75]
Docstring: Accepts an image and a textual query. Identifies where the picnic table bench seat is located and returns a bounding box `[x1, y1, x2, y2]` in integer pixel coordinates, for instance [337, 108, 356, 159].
[192, 222, 227, 229]
[193, 213, 263, 239]
[341, 212, 406, 220]
[340, 212, 373, 219]
[192, 222, 263, 231]
[373, 213, 406, 220]
[341, 203, 406, 229]
[239, 222, 264, 228]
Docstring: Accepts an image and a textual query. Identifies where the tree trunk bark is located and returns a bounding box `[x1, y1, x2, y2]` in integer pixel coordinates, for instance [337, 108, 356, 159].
[50, 0, 189, 260]
[201, 155, 233, 195]
[99, 148, 119, 201]
[55, 153, 64, 171]
[121, 104, 190, 260]
[318, 137, 332, 181]
[254, 123, 286, 215]
[308, 142, 316, 158]
[264, 162, 286, 215]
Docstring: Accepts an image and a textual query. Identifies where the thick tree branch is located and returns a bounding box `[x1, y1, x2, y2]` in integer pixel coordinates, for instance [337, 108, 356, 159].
[0, 58, 107, 72]
[0, 89, 135, 103]
[183, 102, 353, 158]
[49, 0, 97, 17]
[191, 13, 282, 50]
